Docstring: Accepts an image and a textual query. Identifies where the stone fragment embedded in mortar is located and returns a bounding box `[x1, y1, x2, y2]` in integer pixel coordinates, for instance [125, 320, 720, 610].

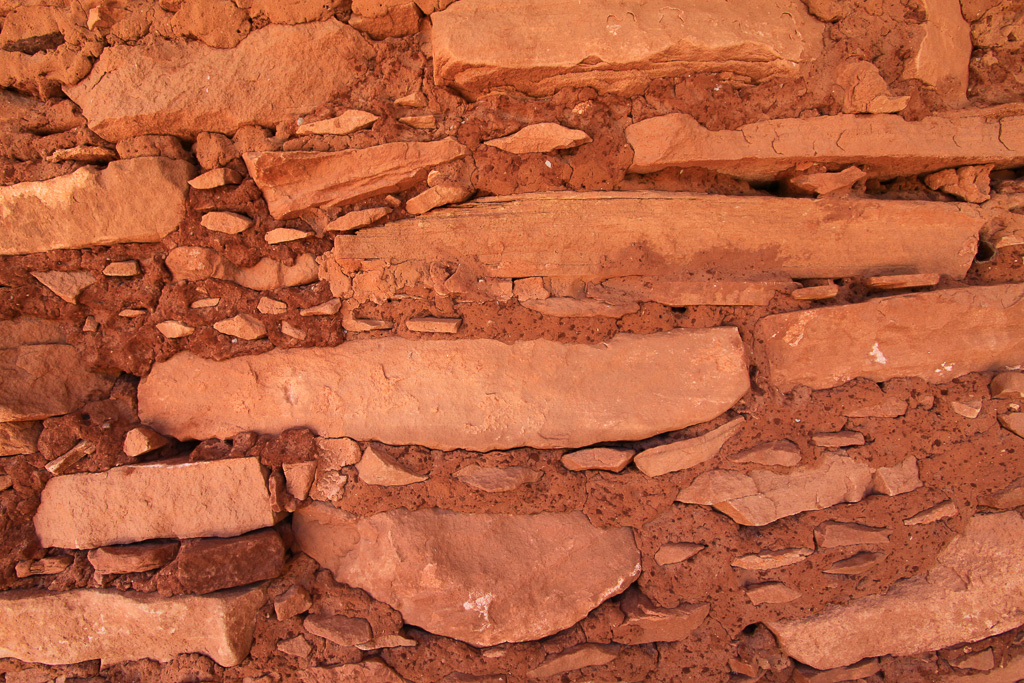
[432, 0, 823, 98]
[1, 340, 114, 422]
[756, 283, 1024, 391]
[292, 503, 640, 646]
[137, 328, 749, 451]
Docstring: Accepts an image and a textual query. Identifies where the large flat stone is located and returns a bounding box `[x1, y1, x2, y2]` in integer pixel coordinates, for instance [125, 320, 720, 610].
[0, 586, 264, 667]
[756, 284, 1024, 391]
[0, 158, 192, 255]
[293, 503, 640, 646]
[137, 328, 749, 451]
[431, 0, 823, 98]
[768, 512, 1024, 670]
[34, 458, 279, 549]
[1, 344, 114, 422]
[64, 21, 372, 141]
[626, 113, 1024, 180]
[329, 191, 981, 281]
[243, 138, 468, 219]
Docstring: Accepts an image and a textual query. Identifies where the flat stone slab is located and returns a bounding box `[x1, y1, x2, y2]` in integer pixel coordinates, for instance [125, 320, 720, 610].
[64, 21, 372, 141]
[34, 457, 279, 549]
[0, 586, 264, 667]
[432, 0, 822, 98]
[626, 113, 1024, 180]
[768, 512, 1024, 670]
[137, 328, 749, 451]
[293, 503, 640, 646]
[0, 158, 192, 255]
[756, 284, 1024, 391]
[1, 344, 114, 422]
[329, 191, 982, 282]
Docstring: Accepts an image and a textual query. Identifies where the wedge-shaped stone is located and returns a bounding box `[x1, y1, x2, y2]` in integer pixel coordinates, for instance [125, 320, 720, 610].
[330, 192, 981, 282]
[137, 328, 749, 451]
[635, 417, 744, 477]
[293, 504, 640, 646]
[756, 284, 1024, 391]
[612, 588, 709, 644]
[244, 138, 468, 219]
[34, 457, 279, 549]
[768, 512, 1024, 670]
[1, 344, 114, 422]
[65, 21, 372, 141]
[626, 113, 1024, 181]
[484, 123, 591, 155]
[0, 158, 192, 255]
[432, 0, 822, 98]
[0, 586, 264, 667]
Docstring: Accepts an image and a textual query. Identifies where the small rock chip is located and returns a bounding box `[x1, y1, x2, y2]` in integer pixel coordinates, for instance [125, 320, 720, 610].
[785, 166, 866, 196]
[296, 110, 379, 136]
[904, 500, 958, 526]
[87, 540, 179, 575]
[406, 183, 473, 215]
[300, 298, 342, 316]
[45, 440, 94, 475]
[843, 396, 909, 418]
[31, 271, 96, 304]
[257, 297, 287, 315]
[732, 548, 813, 571]
[455, 464, 542, 493]
[746, 582, 802, 605]
[953, 649, 996, 671]
[342, 317, 393, 332]
[612, 589, 709, 644]
[872, 456, 922, 496]
[317, 437, 363, 468]
[635, 417, 744, 477]
[811, 431, 865, 448]
[83, 316, 99, 332]
[814, 521, 891, 548]
[326, 206, 390, 233]
[277, 634, 312, 658]
[791, 284, 839, 300]
[103, 261, 140, 277]
[191, 297, 221, 308]
[654, 542, 705, 565]
[274, 585, 313, 621]
[729, 439, 801, 467]
[356, 445, 427, 486]
[0, 421, 41, 456]
[355, 634, 418, 650]
[399, 114, 437, 129]
[282, 462, 317, 500]
[395, 91, 427, 107]
[561, 447, 635, 472]
[952, 399, 983, 419]
[513, 277, 550, 301]
[485, 123, 592, 155]
[304, 613, 373, 646]
[924, 164, 993, 203]
[188, 167, 243, 190]
[201, 211, 253, 235]
[15, 556, 72, 578]
[214, 314, 267, 340]
[265, 228, 311, 244]
[156, 529, 285, 595]
[311, 661, 405, 682]
[526, 643, 619, 679]
[824, 551, 884, 575]
[865, 273, 941, 290]
[979, 478, 1024, 509]
[156, 321, 195, 339]
[992, 372, 1024, 399]
[792, 658, 881, 683]
[999, 412, 1024, 438]
[46, 146, 118, 164]
[123, 426, 170, 458]
[310, 469, 348, 502]
[281, 321, 307, 340]
[406, 316, 461, 333]
[119, 308, 147, 318]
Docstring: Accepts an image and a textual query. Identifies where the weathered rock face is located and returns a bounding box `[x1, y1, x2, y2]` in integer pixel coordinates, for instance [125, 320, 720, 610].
[244, 138, 468, 219]
[34, 458, 280, 549]
[755, 284, 1024, 391]
[432, 0, 823, 98]
[1, 344, 114, 422]
[329, 191, 981, 281]
[292, 504, 640, 646]
[165, 247, 318, 291]
[768, 512, 1024, 670]
[904, 0, 971, 105]
[626, 113, 1024, 180]
[0, 158, 192, 255]
[137, 328, 749, 451]
[0, 586, 265, 667]
[64, 21, 373, 141]
[156, 529, 285, 595]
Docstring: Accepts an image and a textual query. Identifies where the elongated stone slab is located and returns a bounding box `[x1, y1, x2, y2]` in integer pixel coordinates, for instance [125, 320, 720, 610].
[756, 284, 1024, 391]
[768, 513, 1024, 670]
[137, 329, 749, 451]
[0, 586, 264, 667]
[1, 344, 114, 422]
[330, 192, 981, 281]
[65, 21, 372, 141]
[293, 503, 640, 646]
[0, 158, 192, 255]
[432, 0, 823, 98]
[244, 138, 468, 219]
[34, 458, 279, 549]
[626, 113, 1024, 180]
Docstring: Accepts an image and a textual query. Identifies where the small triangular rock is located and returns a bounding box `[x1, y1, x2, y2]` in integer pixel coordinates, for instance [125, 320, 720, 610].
[103, 261, 140, 277]
[342, 317, 393, 332]
[303, 613, 372, 647]
[485, 123, 592, 155]
[201, 211, 252, 235]
[406, 183, 472, 215]
[635, 417, 744, 477]
[296, 110, 379, 136]
[281, 321, 306, 340]
[654, 542, 705, 565]
[326, 206, 390, 233]
[865, 273, 940, 290]
[257, 297, 287, 315]
[282, 462, 317, 501]
[123, 426, 170, 458]
[265, 228, 310, 244]
[904, 500, 957, 526]
[561, 447, 634, 472]
[951, 399, 983, 419]
[155, 321, 194, 339]
[300, 298, 341, 316]
[824, 551, 884, 575]
[274, 585, 312, 621]
[872, 456, 922, 496]
[213, 314, 267, 340]
[998, 412, 1024, 438]
[188, 167, 243, 189]
[992, 372, 1024, 399]
[317, 437, 362, 468]
[356, 445, 427, 486]
[32, 271, 96, 304]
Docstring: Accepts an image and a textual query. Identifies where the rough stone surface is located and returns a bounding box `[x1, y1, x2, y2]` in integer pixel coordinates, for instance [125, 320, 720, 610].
[814, 522, 891, 548]
[521, 297, 639, 318]
[0, 586, 265, 666]
[244, 138, 468, 219]
[903, 0, 972, 104]
[634, 418, 744, 477]
[612, 589, 709, 644]
[138, 328, 749, 451]
[746, 582, 802, 605]
[156, 529, 285, 595]
[654, 543, 705, 565]
[1, 344, 114, 422]
[836, 60, 909, 114]
[214, 314, 267, 341]
[123, 426, 169, 458]
[591, 277, 795, 307]
[87, 541, 179, 575]
[527, 643, 620, 678]
[356, 445, 428, 486]
[292, 504, 640, 646]
[34, 457, 279, 549]
[274, 585, 313, 621]
[201, 211, 253, 235]
[0, 420, 41, 456]
[756, 284, 1024, 391]
[785, 166, 867, 196]
[32, 270, 96, 304]
[303, 614, 373, 646]
[165, 248, 317, 291]
[326, 206, 390, 233]
[454, 464, 542, 492]
[283, 462, 317, 501]
[729, 440, 801, 466]
[432, 0, 822, 98]
[296, 110, 379, 136]
[65, 21, 372, 141]
[904, 500, 958, 526]
[561, 447, 635, 472]
[768, 512, 1024, 669]
[0, 157, 192, 255]
[991, 372, 1024, 398]
[925, 165, 993, 203]
[484, 123, 591, 154]
[731, 548, 813, 571]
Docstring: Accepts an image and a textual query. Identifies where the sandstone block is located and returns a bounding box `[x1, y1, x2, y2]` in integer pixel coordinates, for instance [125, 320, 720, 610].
[137, 328, 749, 451]
[156, 529, 285, 595]
[15, 556, 71, 578]
[811, 431, 865, 448]
[123, 426, 169, 458]
[34, 457, 279, 549]
[991, 372, 1024, 398]
[293, 504, 640, 646]
[792, 284, 839, 301]
[1, 344, 114, 422]
[214, 314, 267, 341]
[283, 462, 317, 501]
[406, 183, 472, 215]
[265, 228, 310, 245]
[103, 261, 141, 277]
[156, 321, 195, 339]
[405, 316, 461, 333]
[87, 541, 179, 575]
[189, 167, 243, 190]
[865, 273, 942, 290]
[522, 297, 639, 318]
[903, 0, 971, 104]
